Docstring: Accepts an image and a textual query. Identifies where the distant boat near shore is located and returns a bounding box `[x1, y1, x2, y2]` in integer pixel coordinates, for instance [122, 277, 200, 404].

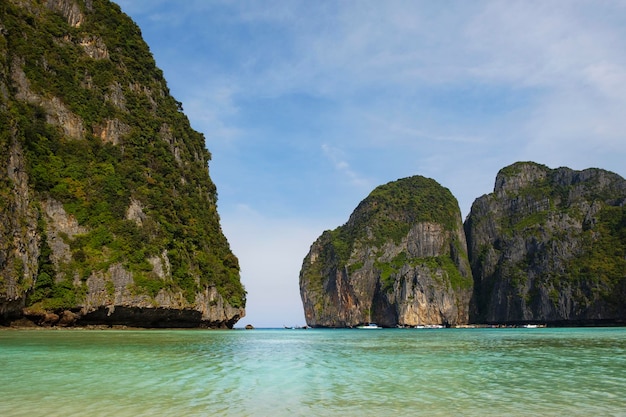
[415, 324, 445, 329]
[357, 323, 382, 329]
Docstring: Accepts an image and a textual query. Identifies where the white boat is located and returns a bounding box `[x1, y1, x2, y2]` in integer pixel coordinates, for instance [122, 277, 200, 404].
[357, 323, 382, 329]
[415, 324, 444, 329]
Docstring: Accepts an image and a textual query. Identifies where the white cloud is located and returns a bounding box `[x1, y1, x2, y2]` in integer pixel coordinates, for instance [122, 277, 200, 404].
[117, 0, 626, 327]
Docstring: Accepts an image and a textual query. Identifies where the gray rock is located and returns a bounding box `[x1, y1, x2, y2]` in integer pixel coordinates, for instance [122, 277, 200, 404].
[466, 162, 626, 325]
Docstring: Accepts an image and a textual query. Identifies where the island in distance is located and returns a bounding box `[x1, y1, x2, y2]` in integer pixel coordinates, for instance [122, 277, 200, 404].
[300, 162, 626, 328]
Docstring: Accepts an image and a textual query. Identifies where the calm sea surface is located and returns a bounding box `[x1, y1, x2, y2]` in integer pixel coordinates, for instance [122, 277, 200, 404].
[1, 327, 625, 416]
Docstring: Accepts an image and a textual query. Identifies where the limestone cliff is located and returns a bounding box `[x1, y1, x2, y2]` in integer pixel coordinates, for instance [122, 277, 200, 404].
[465, 162, 626, 325]
[300, 176, 472, 327]
[0, 0, 245, 327]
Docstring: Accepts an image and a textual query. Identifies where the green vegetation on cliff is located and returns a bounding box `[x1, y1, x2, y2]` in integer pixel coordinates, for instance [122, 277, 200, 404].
[300, 175, 472, 327]
[328, 176, 460, 264]
[497, 165, 626, 303]
[567, 205, 626, 309]
[0, 0, 245, 312]
[467, 162, 626, 323]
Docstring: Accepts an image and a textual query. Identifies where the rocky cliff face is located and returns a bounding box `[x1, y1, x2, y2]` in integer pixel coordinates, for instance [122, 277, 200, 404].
[0, 0, 244, 328]
[465, 162, 626, 325]
[300, 176, 473, 327]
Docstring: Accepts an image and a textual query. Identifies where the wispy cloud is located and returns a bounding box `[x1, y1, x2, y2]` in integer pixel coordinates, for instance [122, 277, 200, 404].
[116, 0, 626, 326]
[321, 143, 371, 189]
[462, 1, 626, 157]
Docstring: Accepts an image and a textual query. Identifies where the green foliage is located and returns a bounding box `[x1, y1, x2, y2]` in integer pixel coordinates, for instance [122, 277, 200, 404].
[327, 176, 460, 265]
[311, 176, 467, 299]
[132, 273, 168, 298]
[29, 227, 87, 309]
[347, 261, 363, 274]
[366, 176, 460, 231]
[485, 163, 626, 313]
[498, 161, 548, 181]
[411, 255, 471, 290]
[375, 252, 408, 293]
[30, 265, 84, 310]
[512, 210, 548, 232]
[566, 206, 626, 304]
[301, 231, 342, 298]
[1, 0, 244, 310]
[374, 251, 471, 294]
[29, 224, 56, 303]
[328, 228, 352, 262]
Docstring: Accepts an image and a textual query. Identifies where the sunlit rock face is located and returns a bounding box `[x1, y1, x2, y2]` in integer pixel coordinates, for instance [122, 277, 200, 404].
[300, 176, 472, 328]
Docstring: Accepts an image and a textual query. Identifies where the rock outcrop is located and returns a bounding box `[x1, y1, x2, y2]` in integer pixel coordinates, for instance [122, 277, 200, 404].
[300, 176, 473, 327]
[301, 162, 626, 327]
[465, 162, 626, 325]
[0, 0, 245, 328]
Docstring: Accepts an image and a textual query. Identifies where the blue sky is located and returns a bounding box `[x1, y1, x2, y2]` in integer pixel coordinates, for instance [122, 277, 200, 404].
[115, 0, 626, 328]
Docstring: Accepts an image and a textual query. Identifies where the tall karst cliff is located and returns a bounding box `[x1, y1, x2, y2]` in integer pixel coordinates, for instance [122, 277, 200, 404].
[0, 0, 245, 327]
[300, 176, 473, 328]
[465, 162, 626, 325]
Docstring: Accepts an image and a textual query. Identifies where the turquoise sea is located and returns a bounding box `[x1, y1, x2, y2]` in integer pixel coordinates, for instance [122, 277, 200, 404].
[1, 327, 625, 416]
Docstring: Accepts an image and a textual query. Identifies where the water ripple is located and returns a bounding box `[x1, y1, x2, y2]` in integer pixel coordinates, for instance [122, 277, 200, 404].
[1, 328, 625, 416]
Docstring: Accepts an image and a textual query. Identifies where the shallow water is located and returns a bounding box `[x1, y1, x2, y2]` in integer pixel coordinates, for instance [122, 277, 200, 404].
[1, 327, 625, 416]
